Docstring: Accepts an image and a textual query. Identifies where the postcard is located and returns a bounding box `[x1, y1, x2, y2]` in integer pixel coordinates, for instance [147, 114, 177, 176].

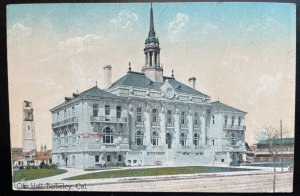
[8, 2, 295, 192]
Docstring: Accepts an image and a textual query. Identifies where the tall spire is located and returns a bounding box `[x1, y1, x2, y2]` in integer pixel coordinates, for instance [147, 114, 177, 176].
[149, 3, 155, 36]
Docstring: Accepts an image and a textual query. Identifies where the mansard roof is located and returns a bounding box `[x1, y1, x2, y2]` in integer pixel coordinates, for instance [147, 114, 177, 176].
[109, 71, 210, 98]
[256, 138, 294, 146]
[79, 86, 118, 99]
[211, 101, 246, 113]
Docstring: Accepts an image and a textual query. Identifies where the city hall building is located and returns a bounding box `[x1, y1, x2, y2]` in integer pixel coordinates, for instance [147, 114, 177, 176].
[50, 6, 247, 168]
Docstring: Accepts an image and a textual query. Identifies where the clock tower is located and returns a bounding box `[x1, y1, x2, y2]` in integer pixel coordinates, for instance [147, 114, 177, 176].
[142, 4, 163, 82]
[22, 101, 37, 153]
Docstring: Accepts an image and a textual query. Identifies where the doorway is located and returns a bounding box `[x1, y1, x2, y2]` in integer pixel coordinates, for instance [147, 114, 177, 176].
[166, 133, 172, 149]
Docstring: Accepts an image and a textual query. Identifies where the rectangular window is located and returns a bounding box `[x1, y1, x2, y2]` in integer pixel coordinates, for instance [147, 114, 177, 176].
[118, 155, 122, 162]
[231, 116, 235, 126]
[107, 155, 111, 162]
[105, 105, 110, 116]
[225, 116, 228, 125]
[181, 112, 185, 124]
[133, 160, 137, 163]
[152, 109, 157, 123]
[28, 126, 30, 130]
[57, 112, 59, 121]
[93, 104, 98, 117]
[64, 110, 67, 119]
[212, 115, 215, 124]
[167, 110, 172, 124]
[116, 106, 122, 118]
[95, 156, 99, 163]
[194, 112, 198, 125]
[238, 117, 241, 126]
[137, 107, 142, 122]
[72, 107, 75, 117]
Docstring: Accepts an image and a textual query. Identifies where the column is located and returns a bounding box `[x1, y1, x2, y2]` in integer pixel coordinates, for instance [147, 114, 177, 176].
[187, 112, 193, 147]
[145, 53, 147, 65]
[173, 110, 180, 150]
[152, 52, 155, 67]
[201, 112, 206, 146]
[159, 109, 166, 148]
[157, 54, 160, 66]
[144, 108, 151, 147]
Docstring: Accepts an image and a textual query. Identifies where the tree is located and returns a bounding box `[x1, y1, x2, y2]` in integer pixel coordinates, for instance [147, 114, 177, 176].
[256, 126, 283, 193]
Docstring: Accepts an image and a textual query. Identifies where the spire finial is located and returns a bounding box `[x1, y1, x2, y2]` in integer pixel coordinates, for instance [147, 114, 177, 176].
[149, 3, 155, 36]
[128, 61, 131, 71]
[171, 69, 174, 78]
[96, 81, 98, 87]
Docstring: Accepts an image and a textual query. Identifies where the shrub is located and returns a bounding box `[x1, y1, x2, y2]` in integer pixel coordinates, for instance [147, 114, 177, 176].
[19, 166, 24, 170]
[26, 165, 32, 169]
[32, 165, 38, 169]
[50, 164, 58, 169]
[39, 161, 46, 169]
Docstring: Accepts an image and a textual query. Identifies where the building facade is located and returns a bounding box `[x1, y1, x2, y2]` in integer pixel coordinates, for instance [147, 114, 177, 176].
[50, 5, 247, 168]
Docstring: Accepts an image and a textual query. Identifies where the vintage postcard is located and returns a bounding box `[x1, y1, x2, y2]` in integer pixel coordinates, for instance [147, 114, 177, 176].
[8, 2, 295, 192]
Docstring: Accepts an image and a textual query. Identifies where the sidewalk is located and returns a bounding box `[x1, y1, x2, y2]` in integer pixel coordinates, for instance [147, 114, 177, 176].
[12, 164, 290, 191]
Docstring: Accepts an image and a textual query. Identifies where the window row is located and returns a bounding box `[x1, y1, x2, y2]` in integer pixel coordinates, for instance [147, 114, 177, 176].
[134, 131, 202, 147]
[211, 115, 243, 126]
[55, 107, 76, 121]
[54, 135, 80, 146]
[93, 104, 122, 118]
[136, 107, 201, 125]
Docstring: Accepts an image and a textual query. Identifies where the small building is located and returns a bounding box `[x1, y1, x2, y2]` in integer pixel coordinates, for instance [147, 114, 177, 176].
[253, 138, 294, 162]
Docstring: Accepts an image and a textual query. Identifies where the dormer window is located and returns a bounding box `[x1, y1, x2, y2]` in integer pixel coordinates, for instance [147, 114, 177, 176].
[148, 81, 153, 86]
[176, 85, 182, 91]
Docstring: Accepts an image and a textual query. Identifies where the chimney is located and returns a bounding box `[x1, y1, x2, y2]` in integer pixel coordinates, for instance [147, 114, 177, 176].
[103, 65, 112, 89]
[188, 77, 196, 89]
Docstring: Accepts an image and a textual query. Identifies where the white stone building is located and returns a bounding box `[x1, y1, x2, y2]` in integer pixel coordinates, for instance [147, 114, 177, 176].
[50, 5, 247, 168]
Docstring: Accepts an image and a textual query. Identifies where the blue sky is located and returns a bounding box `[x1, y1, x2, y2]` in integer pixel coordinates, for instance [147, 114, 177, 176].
[7, 2, 296, 148]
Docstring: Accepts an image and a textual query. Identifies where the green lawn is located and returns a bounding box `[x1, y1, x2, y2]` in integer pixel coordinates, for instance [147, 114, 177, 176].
[64, 166, 257, 180]
[13, 168, 67, 182]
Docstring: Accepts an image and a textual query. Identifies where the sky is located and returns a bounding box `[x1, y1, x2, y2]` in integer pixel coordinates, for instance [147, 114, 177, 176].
[7, 2, 296, 149]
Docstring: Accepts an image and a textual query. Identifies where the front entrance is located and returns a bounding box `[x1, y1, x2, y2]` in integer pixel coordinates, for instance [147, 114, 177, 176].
[166, 133, 172, 149]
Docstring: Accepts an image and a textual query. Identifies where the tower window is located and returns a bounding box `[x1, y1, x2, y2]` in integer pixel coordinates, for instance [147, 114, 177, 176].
[193, 133, 200, 146]
[93, 104, 98, 117]
[181, 112, 185, 125]
[212, 115, 215, 124]
[151, 131, 159, 146]
[167, 110, 172, 124]
[238, 117, 241, 126]
[194, 112, 198, 125]
[105, 105, 110, 116]
[225, 115, 228, 125]
[180, 132, 187, 146]
[116, 106, 122, 118]
[231, 116, 235, 126]
[103, 127, 113, 143]
[137, 107, 142, 122]
[135, 131, 144, 145]
[152, 109, 157, 123]
[95, 155, 99, 163]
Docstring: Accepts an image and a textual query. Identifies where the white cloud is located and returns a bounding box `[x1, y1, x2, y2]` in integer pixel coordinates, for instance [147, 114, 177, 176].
[110, 10, 138, 29]
[8, 23, 32, 39]
[58, 34, 103, 54]
[201, 22, 218, 35]
[256, 72, 283, 95]
[167, 12, 190, 42]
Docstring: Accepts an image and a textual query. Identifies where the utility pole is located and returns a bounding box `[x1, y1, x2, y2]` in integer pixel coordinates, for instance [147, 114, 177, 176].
[280, 120, 283, 172]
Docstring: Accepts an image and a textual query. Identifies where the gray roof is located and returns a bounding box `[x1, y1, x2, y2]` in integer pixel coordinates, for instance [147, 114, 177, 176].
[109, 71, 210, 98]
[256, 138, 294, 146]
[79, 86, 118, 99]
[211, 101, 246, 113]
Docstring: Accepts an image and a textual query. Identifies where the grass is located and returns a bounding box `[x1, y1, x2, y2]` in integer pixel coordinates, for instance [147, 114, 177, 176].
[64, 166, 257, 180]
[13, 168, 67, 182]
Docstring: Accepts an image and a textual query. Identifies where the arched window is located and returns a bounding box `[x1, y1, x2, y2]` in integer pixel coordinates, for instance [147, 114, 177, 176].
[135, 131, 144, 145]
[103, 127, 113, 143]
[193, 133, 200, 146]
[230, 132, 237, 145]
[180, 132, 187, 146]
[152, 131, 159, 146]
